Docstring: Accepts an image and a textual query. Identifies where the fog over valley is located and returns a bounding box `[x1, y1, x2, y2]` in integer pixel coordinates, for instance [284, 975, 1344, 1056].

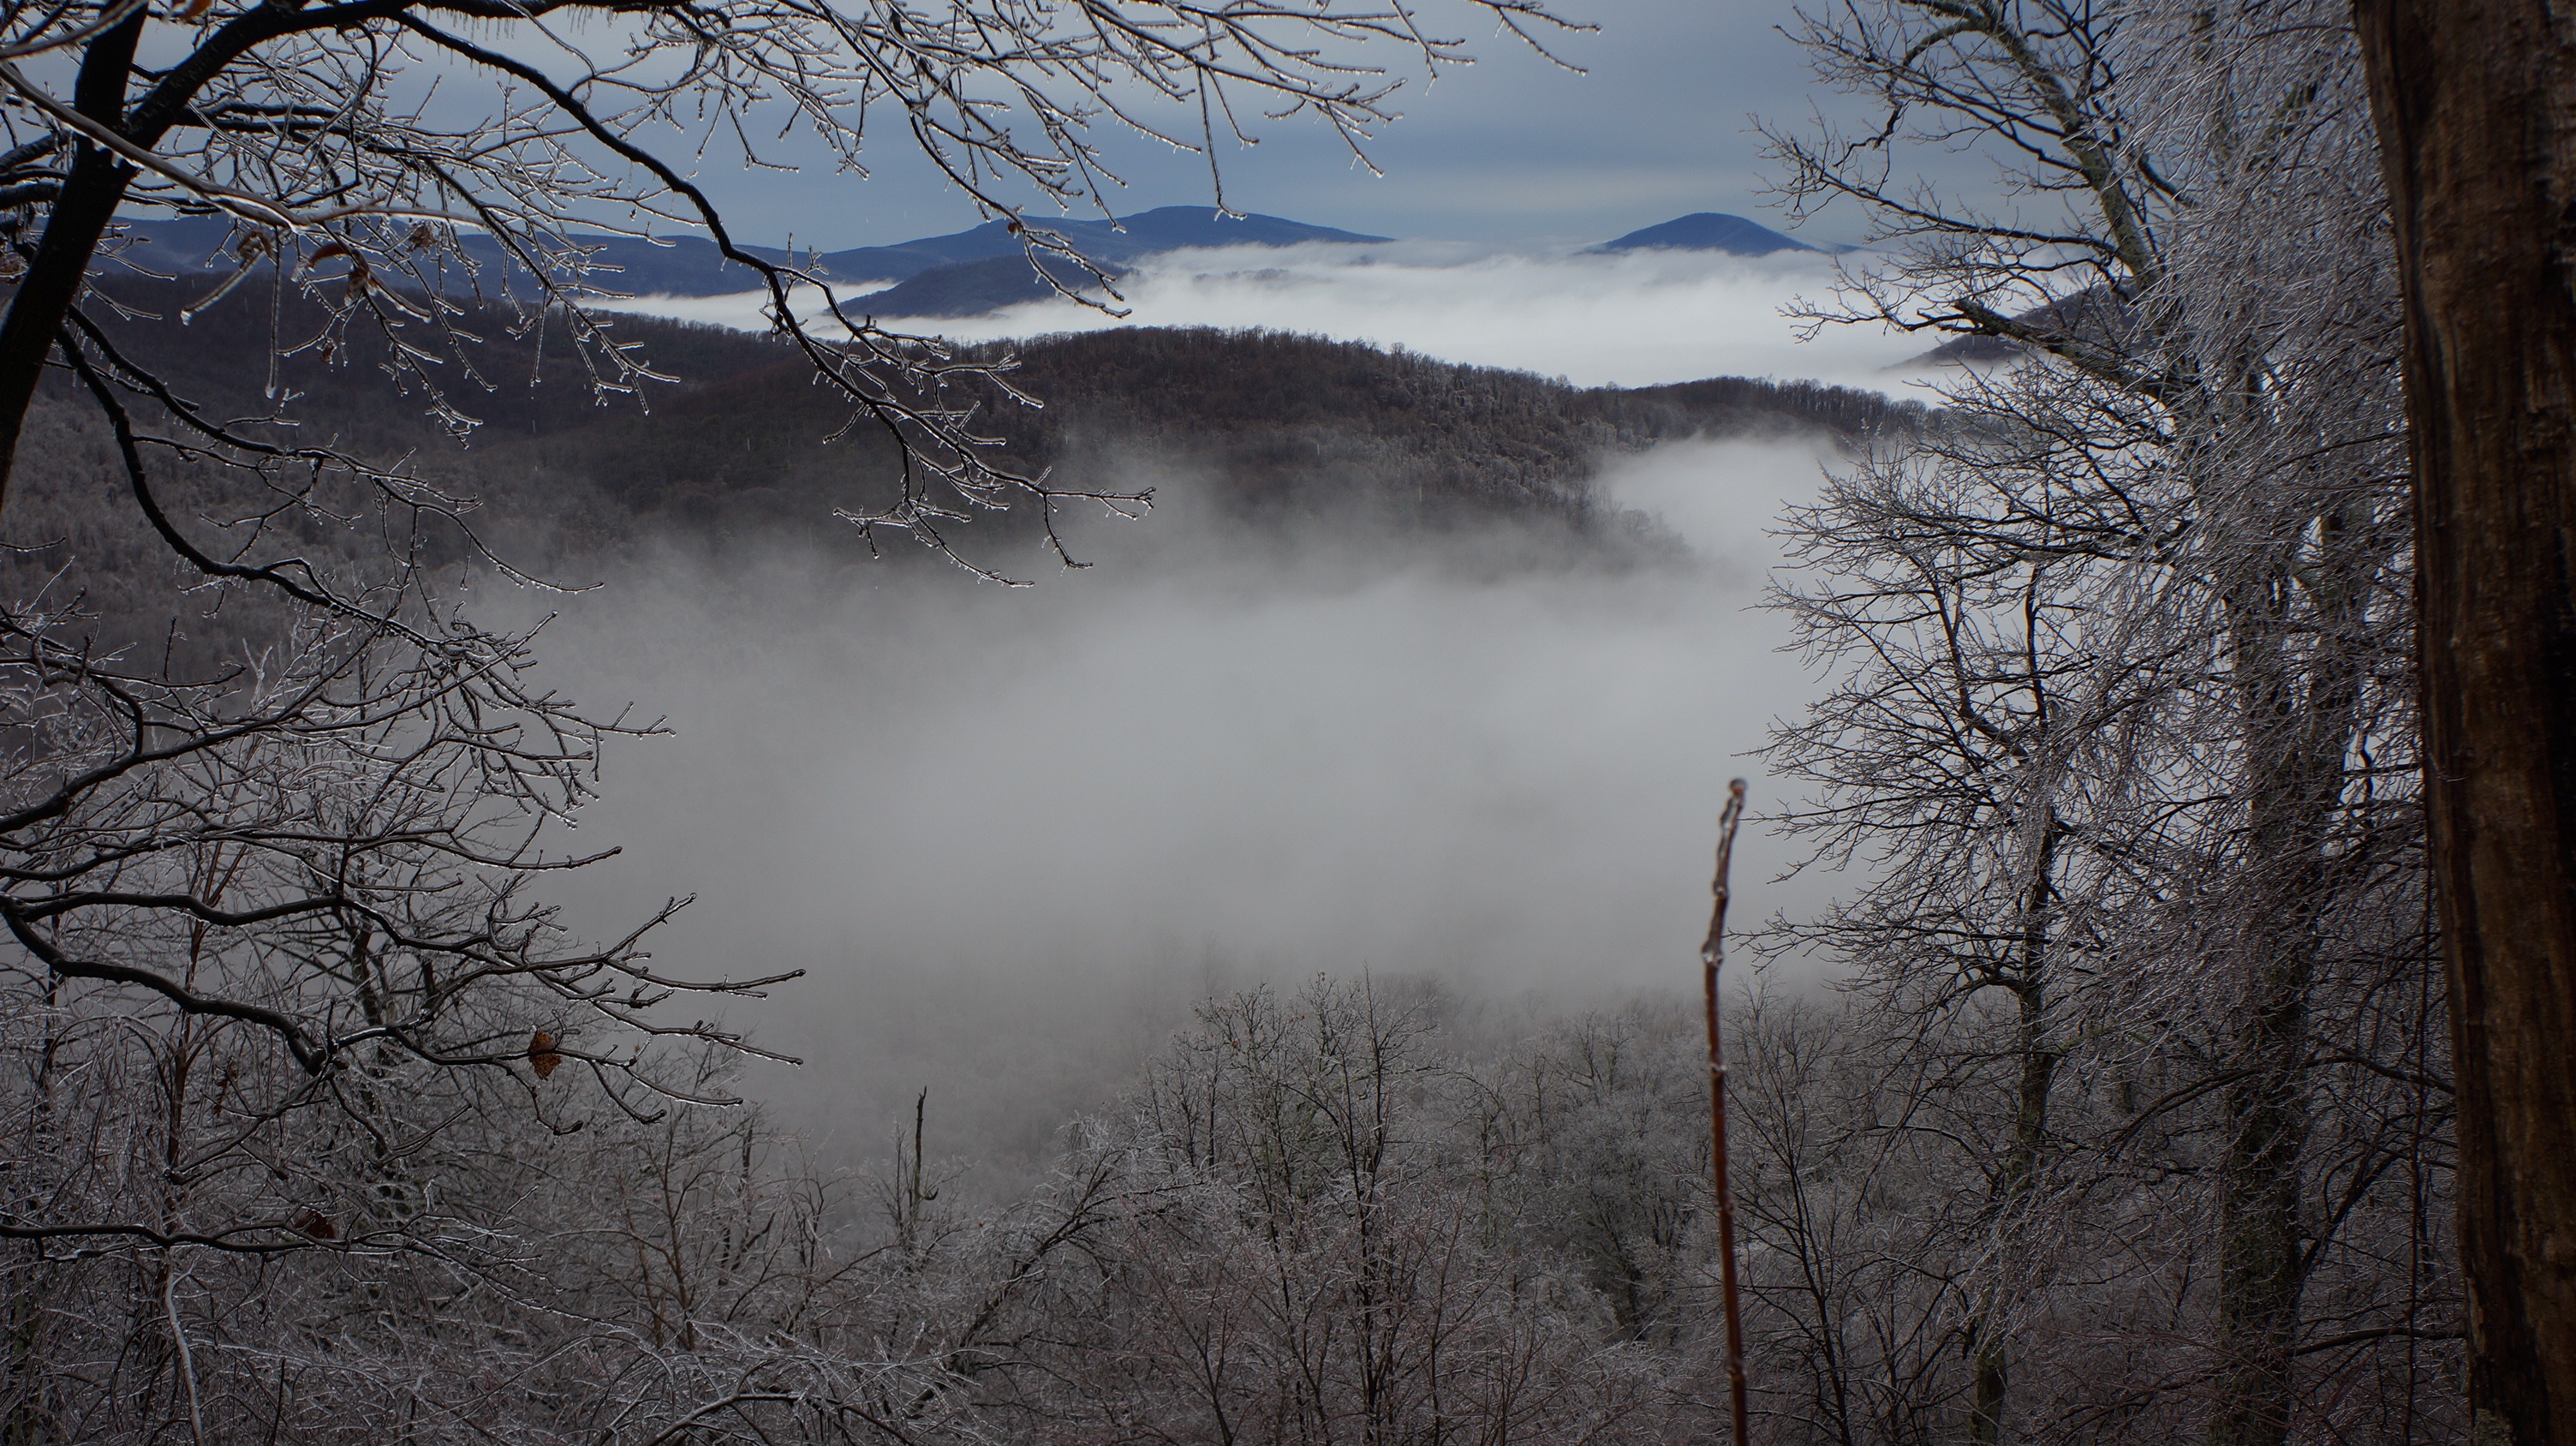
[15, 272, 1883, 1180]
[530, 232, 1912, 1124]
[525, 434, 1844, 1170]
[609, 242, 1929, 391]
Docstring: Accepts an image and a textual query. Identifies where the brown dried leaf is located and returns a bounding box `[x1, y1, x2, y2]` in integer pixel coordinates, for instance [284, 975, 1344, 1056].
[528, 1031, 561, 1079]
[291, 1208, 337, 1240]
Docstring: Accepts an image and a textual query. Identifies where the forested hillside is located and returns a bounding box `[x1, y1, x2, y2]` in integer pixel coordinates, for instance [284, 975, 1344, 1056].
[15, 276, 1915, 578]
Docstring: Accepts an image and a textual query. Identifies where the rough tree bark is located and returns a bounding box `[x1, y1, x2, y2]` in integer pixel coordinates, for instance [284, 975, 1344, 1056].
[2353, 5, 2576, 1442]
[1971, 827, 2059, 1446]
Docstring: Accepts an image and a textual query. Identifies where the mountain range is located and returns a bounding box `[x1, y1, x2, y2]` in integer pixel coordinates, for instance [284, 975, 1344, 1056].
[116, 207, 1828, 321]
[117, 207, 1382, 303]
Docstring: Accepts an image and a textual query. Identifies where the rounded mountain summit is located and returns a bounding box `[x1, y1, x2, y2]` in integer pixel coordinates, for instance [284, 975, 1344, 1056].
[1588, 212, 1817, 256]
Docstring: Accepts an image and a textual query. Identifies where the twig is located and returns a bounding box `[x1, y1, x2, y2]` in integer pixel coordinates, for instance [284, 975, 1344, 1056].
[164, 1258, 208, 1446]
[1702, 777, 1751, 1446]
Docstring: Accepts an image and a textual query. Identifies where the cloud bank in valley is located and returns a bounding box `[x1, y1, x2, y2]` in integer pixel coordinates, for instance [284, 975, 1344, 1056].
[523, 437, 1849, 1173]
[604, 242, 1933, 391]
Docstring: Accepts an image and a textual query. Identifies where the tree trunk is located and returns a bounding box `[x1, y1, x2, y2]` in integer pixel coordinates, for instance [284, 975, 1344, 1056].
[1968, 981, 2054, 1446]
[2353, 5, 2576, 1442]
[2209, 953, 2310, 1446]
[0, 17, 143, 504]
[1971, 830, 2058, 1446]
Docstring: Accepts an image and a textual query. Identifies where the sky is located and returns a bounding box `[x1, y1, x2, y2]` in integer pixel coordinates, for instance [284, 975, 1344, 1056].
[671, 2, 1859, 248]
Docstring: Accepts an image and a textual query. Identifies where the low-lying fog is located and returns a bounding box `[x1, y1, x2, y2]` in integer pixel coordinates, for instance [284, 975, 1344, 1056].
[523, 433, 1846, 1180]
[608, 242, 1931, 391]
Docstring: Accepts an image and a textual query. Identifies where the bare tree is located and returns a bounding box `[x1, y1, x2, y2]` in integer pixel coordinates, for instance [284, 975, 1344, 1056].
[1762, 3, 2437, 1441]
[1046, 976, 1661, 1446]
[1763, 410, 2148, 1443]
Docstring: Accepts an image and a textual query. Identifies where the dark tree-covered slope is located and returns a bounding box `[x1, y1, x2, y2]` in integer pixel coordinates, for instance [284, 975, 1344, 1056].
[19, 278, 1922, 571]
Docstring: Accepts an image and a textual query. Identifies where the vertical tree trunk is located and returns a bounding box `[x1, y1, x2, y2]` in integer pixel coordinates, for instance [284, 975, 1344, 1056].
[0, 16, 143, 504]
[3, 980, 63, 1446]
[1968, 979, 2054, 1446]
[2209, 946, 2311, 1446]
[2353, 5, 2576, 1442]
[2203, 452, 2389, 1443]
[1971, 828, 2059, 1446]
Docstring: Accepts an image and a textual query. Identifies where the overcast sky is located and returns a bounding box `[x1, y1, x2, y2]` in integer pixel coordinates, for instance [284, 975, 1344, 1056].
[686, 2, 1854, 249]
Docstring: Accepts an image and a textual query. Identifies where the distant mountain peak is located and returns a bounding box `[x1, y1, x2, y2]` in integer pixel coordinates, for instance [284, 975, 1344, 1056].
[844, 208, 1388, 319]
[1589, 212, 1817, 257]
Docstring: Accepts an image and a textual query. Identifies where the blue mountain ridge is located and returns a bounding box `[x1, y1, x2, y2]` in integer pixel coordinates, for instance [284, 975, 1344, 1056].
[110, 208, 1822, 322]
[837, 208, 1388, 317]
[1588, 212, 1816, 257]
[113, 206, 1387, 302]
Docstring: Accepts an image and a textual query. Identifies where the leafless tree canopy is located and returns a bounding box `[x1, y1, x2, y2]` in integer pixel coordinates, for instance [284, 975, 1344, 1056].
[1753, 2, 2442, 1442]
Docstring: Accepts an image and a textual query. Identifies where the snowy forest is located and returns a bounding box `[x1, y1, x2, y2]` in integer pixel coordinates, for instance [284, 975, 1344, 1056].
[1, 0, 2570, 1443]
